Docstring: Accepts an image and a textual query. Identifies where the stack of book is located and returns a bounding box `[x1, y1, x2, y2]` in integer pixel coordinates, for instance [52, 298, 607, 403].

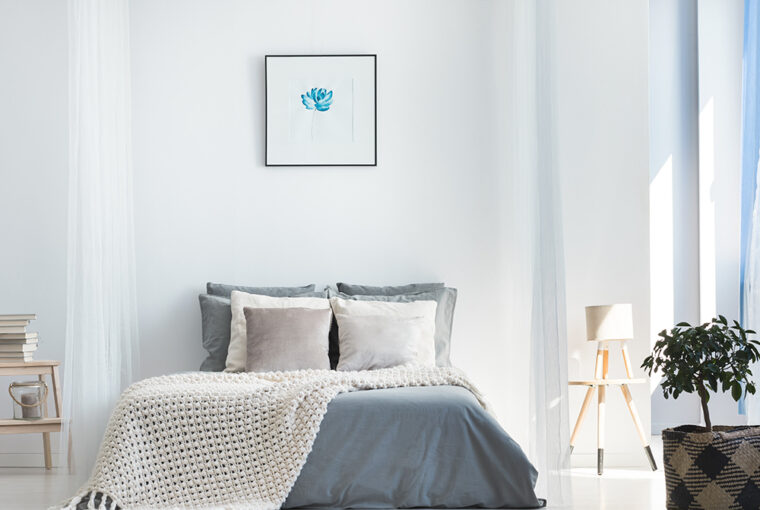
[0, 314, 38, 362]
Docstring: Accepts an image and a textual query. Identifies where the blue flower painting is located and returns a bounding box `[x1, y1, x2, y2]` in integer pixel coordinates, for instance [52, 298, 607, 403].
[301, 88, 333, 112]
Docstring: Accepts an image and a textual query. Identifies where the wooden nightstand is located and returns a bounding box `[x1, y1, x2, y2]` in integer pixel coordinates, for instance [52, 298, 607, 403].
[0, 361, 62, 469]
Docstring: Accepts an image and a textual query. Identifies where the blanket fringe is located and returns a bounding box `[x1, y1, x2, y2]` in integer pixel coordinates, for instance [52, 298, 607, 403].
[52, 491, 121, 510]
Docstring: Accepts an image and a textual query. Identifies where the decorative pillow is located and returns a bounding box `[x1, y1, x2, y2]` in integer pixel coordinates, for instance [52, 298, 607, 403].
[244, 307, 331, 372]
[334, 314, 422, 371]
[199, 294, 232, 372]
[206, 282, 316, 298]
[328, 287, 457, 367]
[336, 282, 444, 296]
[329, 297, 437, 367]
[226, 291, 331, 372]
[199, 288, 327, 372]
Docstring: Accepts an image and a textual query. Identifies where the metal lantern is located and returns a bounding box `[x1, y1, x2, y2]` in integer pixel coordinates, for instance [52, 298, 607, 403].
[9, 380, 48, 420]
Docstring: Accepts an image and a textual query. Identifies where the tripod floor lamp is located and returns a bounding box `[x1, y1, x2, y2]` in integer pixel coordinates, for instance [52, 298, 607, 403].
[568, 303, 658, 475]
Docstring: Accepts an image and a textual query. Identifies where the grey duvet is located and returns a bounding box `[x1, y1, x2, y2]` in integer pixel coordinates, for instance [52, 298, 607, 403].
[285, 385, 542, 509]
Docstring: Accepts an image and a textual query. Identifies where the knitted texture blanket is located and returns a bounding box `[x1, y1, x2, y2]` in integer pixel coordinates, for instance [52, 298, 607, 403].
[54, 366, 487, 510]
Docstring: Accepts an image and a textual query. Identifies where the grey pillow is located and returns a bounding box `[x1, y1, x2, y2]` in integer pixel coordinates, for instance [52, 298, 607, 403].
[336, 282, 444, 296]
[328, 287, 457, 367]
[244, 307, 331, 372]
[206, 282, 316, 298]
[199, 289, 328, 371]
[199, 294, 232, 372]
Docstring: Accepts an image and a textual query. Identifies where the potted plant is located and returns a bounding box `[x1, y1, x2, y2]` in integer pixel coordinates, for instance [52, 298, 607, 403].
[642, 316, 760, 510]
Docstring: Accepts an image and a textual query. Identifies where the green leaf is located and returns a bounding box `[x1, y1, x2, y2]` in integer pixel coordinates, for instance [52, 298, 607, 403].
[732, 382, 743, 401]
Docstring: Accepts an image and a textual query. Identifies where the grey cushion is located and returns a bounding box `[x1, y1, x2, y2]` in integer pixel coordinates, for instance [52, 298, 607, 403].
[244, 307, 331, 372]
[199, 289, 328, 372]
[336, 282, 444, 296]
[206, 282, 316, 298]
[199, 294, 232, 372]
[329, 287, 457, 367]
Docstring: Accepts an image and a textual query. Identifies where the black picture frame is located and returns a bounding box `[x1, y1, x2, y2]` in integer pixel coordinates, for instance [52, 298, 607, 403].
[265, 54, 377, 167]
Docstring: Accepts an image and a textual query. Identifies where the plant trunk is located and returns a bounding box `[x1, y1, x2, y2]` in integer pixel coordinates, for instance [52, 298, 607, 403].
[697, 384, 712, 432]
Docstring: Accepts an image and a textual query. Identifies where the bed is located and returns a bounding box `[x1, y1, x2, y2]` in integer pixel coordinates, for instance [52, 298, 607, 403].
[286, 385, 542, 509]
[58, 282, 542, 509]
[58, 369, 542, 510]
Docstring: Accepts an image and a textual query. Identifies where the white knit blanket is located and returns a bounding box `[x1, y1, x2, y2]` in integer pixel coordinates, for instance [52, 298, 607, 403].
[55, 366, 487, 510]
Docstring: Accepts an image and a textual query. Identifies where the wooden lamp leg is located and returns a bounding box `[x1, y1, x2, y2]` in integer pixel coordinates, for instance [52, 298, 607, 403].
[594, 344, 605, 379]
[571, 343, 606, 454]
[621, 341, 634, 378]
[596, 342, 609, 475]
[598, 382, 606, 475]
[569, 386, 596, 454]
[620, 344, 657, 470]
[620, 383, 657, 471]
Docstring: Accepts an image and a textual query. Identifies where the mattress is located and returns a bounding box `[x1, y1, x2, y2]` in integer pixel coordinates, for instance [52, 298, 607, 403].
[284, 385, 542, 509]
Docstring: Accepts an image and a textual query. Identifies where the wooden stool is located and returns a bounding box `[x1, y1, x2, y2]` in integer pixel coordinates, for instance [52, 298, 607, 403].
[569, 340, 656, 475]
[0, 361, 62, 469]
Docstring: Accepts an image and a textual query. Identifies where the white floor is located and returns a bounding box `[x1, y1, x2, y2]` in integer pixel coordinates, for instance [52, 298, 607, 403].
[0, 445, 666, 510]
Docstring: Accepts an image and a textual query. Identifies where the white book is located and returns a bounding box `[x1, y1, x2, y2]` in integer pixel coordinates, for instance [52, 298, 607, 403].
[0, 344, 37, 353]
[0, 338, 38, 345]
[0, 355, 34, 362]
[0, 321, 29, 333]
[0, 314, 36, 321]
[0, 350, 36, 357]
[0, 332, 37, 340]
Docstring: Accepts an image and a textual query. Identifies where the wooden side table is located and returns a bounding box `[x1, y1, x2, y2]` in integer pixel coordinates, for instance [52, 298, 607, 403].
[568, 341, 657, 475]
[0, 361, 62, 469]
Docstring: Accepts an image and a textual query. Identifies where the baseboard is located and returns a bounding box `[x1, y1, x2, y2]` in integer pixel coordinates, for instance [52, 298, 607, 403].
[0, 452, 61, 468]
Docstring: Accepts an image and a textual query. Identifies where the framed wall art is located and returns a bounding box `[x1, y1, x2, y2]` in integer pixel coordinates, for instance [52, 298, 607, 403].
[265, 54, 377, 166]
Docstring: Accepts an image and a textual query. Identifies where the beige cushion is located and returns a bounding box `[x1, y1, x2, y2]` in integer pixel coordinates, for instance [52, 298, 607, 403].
[244, 307, 331, 372]
[329, 297, 437, 367]
[226, 291, 331, 372]
[334, 313, 422, 371]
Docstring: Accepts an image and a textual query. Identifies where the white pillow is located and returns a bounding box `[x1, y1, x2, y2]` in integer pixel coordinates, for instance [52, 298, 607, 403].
[226, 291, 331, 372]
[334, 314, 422, 371]
[329, 297, 437, 367]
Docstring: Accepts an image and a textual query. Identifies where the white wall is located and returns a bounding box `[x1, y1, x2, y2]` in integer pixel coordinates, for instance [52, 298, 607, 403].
[128, 0, 526, 436]
[557, 0, 652, 467]
[0, 0, 68, 466]
[648, 0, 702, 433]
[648, 0, 745, 431]
[696, 0, 745, 426]
[0, 0, 653, 470]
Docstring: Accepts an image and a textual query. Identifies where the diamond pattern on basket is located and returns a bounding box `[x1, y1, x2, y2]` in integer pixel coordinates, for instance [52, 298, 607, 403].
[695, 445, 729, 480]
[732, 441, 760, 477]
[670, 445, 692, 479]
[696, 481, 735, 509]
[737, 480, 760, 509]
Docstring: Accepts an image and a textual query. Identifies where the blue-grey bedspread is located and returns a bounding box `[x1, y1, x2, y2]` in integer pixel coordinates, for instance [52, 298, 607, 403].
[284, 385, 542, 509]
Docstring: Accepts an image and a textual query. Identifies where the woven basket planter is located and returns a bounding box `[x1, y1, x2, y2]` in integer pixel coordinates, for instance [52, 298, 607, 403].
[663, 425, 760, 509]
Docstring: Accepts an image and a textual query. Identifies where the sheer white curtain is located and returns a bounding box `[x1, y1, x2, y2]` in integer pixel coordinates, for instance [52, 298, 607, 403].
[63, 0, 139, 483]
[505, 0, 572, 505]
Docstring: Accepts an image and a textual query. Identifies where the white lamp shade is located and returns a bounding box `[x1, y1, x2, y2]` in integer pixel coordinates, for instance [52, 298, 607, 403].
[585, 304, 634, 342]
